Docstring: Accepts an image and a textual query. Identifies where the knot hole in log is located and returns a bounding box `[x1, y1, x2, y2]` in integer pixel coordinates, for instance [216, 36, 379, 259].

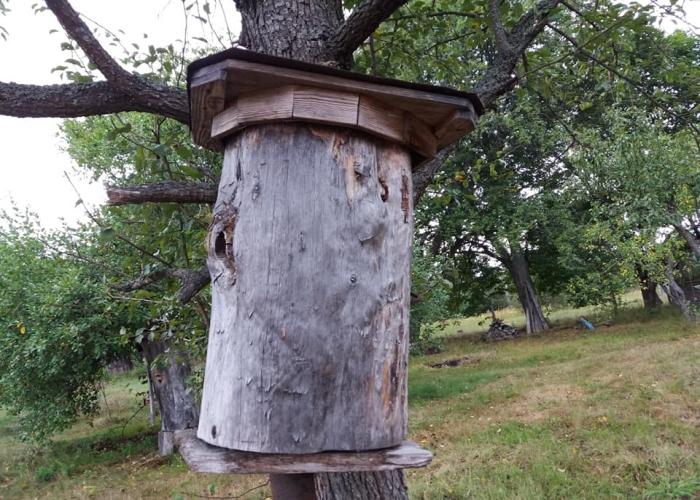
[209, 205, 238, 285]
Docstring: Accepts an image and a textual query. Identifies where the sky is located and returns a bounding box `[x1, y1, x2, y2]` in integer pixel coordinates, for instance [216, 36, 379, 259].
[0, 0, 239, 228]
[0, 1, 697, 228]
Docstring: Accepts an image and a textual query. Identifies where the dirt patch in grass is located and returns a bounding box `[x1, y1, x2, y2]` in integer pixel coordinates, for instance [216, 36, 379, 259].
[496, 383, 586, 423]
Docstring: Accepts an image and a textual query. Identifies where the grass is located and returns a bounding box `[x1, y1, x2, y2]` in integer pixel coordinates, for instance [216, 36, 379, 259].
[1, 302, 699, 499]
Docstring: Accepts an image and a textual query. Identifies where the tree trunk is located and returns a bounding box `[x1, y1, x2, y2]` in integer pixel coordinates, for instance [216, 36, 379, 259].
[142, 338, 199, 453]
[673, 223, 700, 260]
[502, 248, 549, 334]
[635, 265, 662, 311]
[662, 262, 696, 322]
[314, 470, 408, 499]
[235, 0, 346, 65]
[199, 124, 412, 453]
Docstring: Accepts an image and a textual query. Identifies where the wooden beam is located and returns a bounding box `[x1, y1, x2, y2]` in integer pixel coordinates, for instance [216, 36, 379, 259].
[174, 430, 432, 474]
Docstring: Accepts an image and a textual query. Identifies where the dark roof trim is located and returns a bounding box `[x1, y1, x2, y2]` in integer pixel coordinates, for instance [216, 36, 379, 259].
[186, 47, 484, 116]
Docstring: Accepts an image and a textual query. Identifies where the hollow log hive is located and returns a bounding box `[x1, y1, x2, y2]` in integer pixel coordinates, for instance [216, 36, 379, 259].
[187, 48, 481, 458]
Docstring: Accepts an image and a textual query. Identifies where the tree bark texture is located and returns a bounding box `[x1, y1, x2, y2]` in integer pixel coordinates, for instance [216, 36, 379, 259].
[635, 266, 662, 311]
[673, 223, 700, 260]
[141, 339, 199, 440]
[503, 249, 550, 334]
[198, 123, 412, 454]
[314, 470, 408, 500]
[663, 263, 697, 323]
[235, 0, 344, 64]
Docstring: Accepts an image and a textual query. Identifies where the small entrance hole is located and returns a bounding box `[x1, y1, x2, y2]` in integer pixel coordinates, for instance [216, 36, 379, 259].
[214, 231, 227, 258]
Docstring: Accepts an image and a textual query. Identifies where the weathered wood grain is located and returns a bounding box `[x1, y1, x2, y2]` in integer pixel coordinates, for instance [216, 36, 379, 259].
[291, 87, 358, 126]
[199, 123, 413, 453]
[175, 430, 432, 474]
[189, 68, 227, 151]
[434, 108, 478, 148]
[211, 86, 295, 140]
[357, 95, 405, 144]
[210, 86, 436, 161]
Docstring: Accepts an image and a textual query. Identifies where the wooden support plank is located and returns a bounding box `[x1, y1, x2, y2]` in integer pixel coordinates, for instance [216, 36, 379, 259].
[434, 108, 478, 148]
[357, 96, 405, 144]
[174, 430, 432, 474]
[292, 87, 359, 127]
[404, 115, 438, 159]
[189, 68, 227, 151]
[211, 86, 295, 140]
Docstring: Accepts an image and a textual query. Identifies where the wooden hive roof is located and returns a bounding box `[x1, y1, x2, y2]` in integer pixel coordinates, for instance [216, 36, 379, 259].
[187, 48, 483, 160]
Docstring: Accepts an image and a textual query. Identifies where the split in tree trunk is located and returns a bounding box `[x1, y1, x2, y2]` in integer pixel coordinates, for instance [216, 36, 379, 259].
[502, 248, 550, 334]
[662, 261, 696, 323]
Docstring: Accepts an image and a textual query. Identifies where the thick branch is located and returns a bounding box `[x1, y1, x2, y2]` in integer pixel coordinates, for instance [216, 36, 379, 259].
[327, 0, 409, 65]
[2, 0, 191, 123]
[475, 0, 562, 107]
[45, 0, 135, 88]
[0, 81, 189, 123]
[106, 181, 217, 205]
[113, 266, 210, 304]
[412, 144, 457, 206]
[489, 0, 513, 55]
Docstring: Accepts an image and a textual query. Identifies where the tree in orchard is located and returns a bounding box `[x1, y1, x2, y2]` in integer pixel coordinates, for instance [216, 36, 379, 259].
[1, 0, 692, 497]
[0, 209, 138, 442]
[571, 108, 700, 321]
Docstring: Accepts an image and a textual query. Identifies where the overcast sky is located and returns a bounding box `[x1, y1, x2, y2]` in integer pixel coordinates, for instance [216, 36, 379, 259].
[0, 2, 697, 228]
[0, 0, 239, 228]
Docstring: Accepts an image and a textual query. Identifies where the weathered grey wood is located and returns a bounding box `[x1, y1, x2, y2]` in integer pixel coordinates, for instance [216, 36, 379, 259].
[141, 338, 199, 435]
[158, 430, 175, 456]
[198, 123, 413, 453]
[175, 430, 432, 474]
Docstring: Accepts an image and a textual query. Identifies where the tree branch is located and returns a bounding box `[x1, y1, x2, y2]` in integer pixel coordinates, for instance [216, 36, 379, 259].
[0, 81, 189, 123]
[327, 0, 409, 65]
[0, 0, 192, 124]
[474, 0, 563, 107]
[106, 181, 217, 205]
[113, 266, 211, 304]
[489, 0, 513, 55]
[45, 0, 135, 89]
[412, 144, 457, 206]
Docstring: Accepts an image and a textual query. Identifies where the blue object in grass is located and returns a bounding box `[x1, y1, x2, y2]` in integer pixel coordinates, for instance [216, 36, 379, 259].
[578, 316, 594, 330]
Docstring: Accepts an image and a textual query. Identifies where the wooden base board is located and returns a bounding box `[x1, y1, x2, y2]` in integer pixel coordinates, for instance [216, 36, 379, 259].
[174, 430, 432, 474]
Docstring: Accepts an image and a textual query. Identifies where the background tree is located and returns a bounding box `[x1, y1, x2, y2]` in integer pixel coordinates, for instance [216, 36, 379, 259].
[1, 0, 697, 497]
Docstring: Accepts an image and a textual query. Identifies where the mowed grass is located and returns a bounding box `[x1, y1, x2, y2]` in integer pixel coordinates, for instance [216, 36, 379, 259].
[1, 304, 699, 499]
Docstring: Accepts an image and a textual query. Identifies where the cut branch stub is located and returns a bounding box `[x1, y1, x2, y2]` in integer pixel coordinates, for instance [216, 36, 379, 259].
[187, 49, 480, 457]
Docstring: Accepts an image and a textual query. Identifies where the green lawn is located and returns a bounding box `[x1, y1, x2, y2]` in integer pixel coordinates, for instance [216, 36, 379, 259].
[1, 305, 698, 499]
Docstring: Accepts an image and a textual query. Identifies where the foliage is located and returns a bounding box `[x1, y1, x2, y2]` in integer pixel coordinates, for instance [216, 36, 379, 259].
[0, 210, 135, 442]
[409, 245, 451, 354]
